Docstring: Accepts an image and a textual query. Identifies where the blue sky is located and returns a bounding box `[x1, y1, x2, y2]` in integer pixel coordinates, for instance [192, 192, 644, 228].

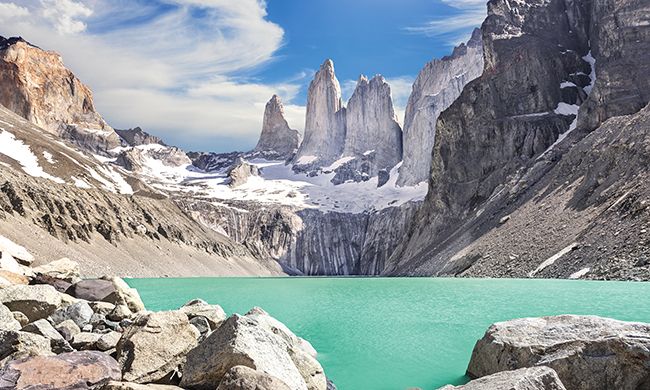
[0, 0, 485, 152]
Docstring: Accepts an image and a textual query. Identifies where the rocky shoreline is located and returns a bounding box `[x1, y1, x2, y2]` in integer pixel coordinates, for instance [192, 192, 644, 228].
[1, 235, 649, 390]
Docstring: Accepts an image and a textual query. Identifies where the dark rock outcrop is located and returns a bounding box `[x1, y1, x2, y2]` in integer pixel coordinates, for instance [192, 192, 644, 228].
[115, 127, 165, 147]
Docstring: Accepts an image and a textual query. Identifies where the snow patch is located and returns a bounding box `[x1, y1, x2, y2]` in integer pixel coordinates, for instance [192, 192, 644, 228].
[323, 156, 355, 171]
[529, 243, 578, 276]
[42, 151, 55, 164]
[72, 176, 92, 189]
[569, 267, 590, 279]
[295, 155, 318, 165]
[582, 51, 596, 94]
[0, 130, 64, 183]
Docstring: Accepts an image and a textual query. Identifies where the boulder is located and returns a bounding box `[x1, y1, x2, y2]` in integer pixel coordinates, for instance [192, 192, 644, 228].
[71, 332, 102, 350]
[22, 318, 73, 353]
[0, 270, 28, 286]
[439, 367, 566, 390]
[180, 298, 227, 330]
[467, 315, 650, 390]
[0, 285, 62, 322]
[49, 300, 94, 328]
[33, 258, 82, 284]
[116, 311, 199, 384]
[0, 351, 121, 389]
[217, 365, 292, 390]
[181, 314, 307, 390]
[71, 277, 145, 314]
[108, 304, 133, 322]
[0, 330, 52, 365]
[102, 381, 183, 390]
[97, 331, 122, 352]
[90, 301, 117, 316]
[55, 319, 81, 341]
[0, 235, 34, 266]
[0, 303, 21, 331]
[0, 252, 25, 276]
[189, 316, 211, 337]
[246, 308, 325, 390]
[12, 311, 28, 327]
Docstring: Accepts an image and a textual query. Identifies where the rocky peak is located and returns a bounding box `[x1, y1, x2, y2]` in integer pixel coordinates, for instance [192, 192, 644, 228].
[397, 29, 484, 186]
[227, 158, 260, 188]
[340, 74, 402, 181]
[0, 35, 120, 154]
[115, 127, 165, 147]
[293, 59, 346, 166]
[254, 95, 302, 159]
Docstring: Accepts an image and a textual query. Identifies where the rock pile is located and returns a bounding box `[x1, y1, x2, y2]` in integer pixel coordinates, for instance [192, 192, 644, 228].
[0, 238, 331, 389]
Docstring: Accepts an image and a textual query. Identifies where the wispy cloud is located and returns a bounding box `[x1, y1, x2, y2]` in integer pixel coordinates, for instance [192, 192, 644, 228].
[0, 0, 305, 152]
[405, 0, 486, 45]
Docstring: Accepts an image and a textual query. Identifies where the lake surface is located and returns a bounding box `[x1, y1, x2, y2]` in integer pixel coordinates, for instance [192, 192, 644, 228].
[127, 277, 650, 390]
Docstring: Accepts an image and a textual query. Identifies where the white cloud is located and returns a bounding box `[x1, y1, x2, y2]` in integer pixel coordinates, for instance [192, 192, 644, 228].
[0, 0, 304, 152]
[405, 0, 486, 45]
[0, 3, 29, 21]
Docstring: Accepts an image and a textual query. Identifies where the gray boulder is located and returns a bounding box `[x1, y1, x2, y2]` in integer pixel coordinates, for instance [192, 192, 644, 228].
[55, 318, 81, 341]
[467, 315, 650, 390]
[181, 314, 307, 390]
[22, 318, 73, 353]
[71, 277, 144, 314]
[49, 300, 94, 328]
[116, 311, 199, 384]
[217, 365, 291, 390]
[0, 285, 62, 322]
[180, 298, 227, 330]
[97, 331, 122, 352]
[33, 257, 82, 283]
[439, 367, 566, 390]
[0, 330, 52, 365]
[0, 303, 21, 331]
[0, 351, 121, 390]
[227, 158, 260, 188]
[71, 331, 102, 350]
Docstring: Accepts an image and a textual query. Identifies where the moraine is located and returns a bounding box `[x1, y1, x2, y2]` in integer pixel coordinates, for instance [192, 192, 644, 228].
[128, 277, 650, 390]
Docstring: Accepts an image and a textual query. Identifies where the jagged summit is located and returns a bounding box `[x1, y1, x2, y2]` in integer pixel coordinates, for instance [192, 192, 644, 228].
[254, 94, 301, 159]
[397, 29, 485, 186]
[116, 127, 166, 147]
[0, 36, 33, 50]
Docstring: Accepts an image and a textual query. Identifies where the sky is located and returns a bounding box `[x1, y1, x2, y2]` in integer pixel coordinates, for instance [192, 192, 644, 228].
[0, 0, 486, 153]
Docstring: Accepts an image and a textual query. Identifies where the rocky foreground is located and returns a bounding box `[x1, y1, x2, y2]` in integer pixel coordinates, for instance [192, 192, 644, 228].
[0, 238, 330, 390]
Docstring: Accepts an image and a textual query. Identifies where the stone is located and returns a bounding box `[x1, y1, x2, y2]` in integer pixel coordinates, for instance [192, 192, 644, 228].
[246, 308, 325, 390]
[97, 331, 122, 352]
[180, 298, 227, 329]
[467, 315, 650, 390]
[90, 301, 117, 316]
[0, 304, 21, 331]
[294, 59, 346, 167]
[70, 277, 145, 314]
[0, 235, 34, 266]
[0, 330, 52, 365]
[0, 284, 62, 322]
[49, 300, 94, 328]
[0, 252, 25, 276]
[189, 316, 211, 337]
[181, 314, 307, 390]
[227, 158, 260, 188]
[102, 382, 183, 390]
[23, 319, 73, 354]
[103, 277, 146, 313]
[439, 367, 566, 390]
[71, 332, 102, 350]
[12, 311, 28, 327]
[33, 257, 82, 283]
[115, 127, 165, 147]
[254, 95, 302, 159]
[0, 270, 28, 286]
[398, 28, 484, 186]
[55, 319, 81, 341]
[108, 304, 134, 322]
[217, 365, 292, 390]
[116, 311, 199, 384]
[0, 351, 121, 390]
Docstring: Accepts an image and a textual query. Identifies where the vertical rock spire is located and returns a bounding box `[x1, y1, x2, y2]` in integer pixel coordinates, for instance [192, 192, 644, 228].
[254, 95, 302, 159]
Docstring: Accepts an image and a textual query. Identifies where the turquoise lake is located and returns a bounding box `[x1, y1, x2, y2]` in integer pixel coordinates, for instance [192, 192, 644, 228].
[127, 277, 650, 390]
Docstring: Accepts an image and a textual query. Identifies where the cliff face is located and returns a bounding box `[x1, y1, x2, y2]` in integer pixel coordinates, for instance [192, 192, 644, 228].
[341, 75, 403, 182]
[254, 95, 302, 159]
[386, 0, 650, 280]
[0, 37, 121, 154]
[115, 127, 165, 147]
[294, 60, 346, 167]
[397, 29, 484, 186]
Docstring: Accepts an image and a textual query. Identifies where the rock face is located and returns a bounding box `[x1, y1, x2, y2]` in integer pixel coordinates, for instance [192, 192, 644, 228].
[254, 95, 302, 159]
[0, 36, 121, 154]
[116, 127, 165, 147]
[0, 351, 121, 390]
[227, 158, 260, 188]
[181, 314, 308, 390]
[439, 367, 566, 390]
[386, 0, 650, 278]
[467, 315, 650, 390]
[294, 59, 346, 167]
[335, 75, 402, 183]
[116, 311, 199, 384]
[398, 28, 484, 186]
